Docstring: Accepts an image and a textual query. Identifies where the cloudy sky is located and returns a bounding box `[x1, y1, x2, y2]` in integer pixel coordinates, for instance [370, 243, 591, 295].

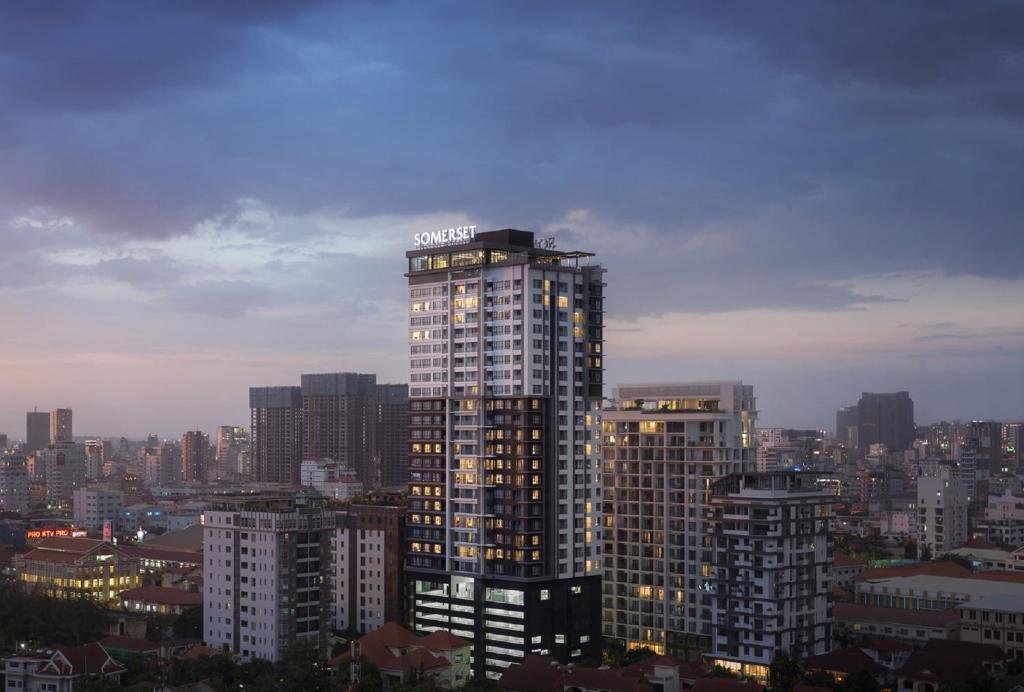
[1, 1, 1023, 438]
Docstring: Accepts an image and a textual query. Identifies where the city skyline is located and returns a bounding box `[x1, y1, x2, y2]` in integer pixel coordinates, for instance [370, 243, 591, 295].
[2, 2, 1024, 436]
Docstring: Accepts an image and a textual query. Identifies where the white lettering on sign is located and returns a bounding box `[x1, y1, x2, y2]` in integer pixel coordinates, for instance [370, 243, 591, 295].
[414, 225, 477, 248]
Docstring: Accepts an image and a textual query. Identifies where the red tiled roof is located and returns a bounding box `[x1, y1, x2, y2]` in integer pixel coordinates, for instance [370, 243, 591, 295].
[834, 602, 958, 628]
[922, 638, 1006, 661]
[497, 656, 565, 692]
[898, 650, 980, 682]
[180, 644, 220, 660]
[563, 666, 647, 692]
[804, 648, 885, 676]
[41, 643, 125, 677]
[416, 629, 471, 651]
[971, 570, 1024, 584]
[834, 553, 867, 567]
[120, 586, 202, 607]
[359, 621, 419, 651]
[378, 647, 447, 674]
[34, 537, 104, 553]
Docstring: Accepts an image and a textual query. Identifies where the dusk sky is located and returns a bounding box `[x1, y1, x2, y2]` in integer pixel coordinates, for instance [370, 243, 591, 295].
[2, 2, 1023, 438]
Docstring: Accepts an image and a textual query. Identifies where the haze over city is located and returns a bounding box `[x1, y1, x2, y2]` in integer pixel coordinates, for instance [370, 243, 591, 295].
[2, 1, 1023, 437]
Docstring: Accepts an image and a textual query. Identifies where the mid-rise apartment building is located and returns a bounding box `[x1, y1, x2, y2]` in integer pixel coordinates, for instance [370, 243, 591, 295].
[203, 494, 332, 662]
[73, 486, 125, 530]
[50, 407, 73, 444]
[0, 454, 29, 514]
[405, 228, 604, 677]
[332, 502, 406, 634]
[36, 443, 87, 503]
[142, 442, 182, 486]
[250, 386, 304, 484]
[181, 430, 210, 483]
[601, 382, 756, 658]
[917, 465, 969, 557]
[705, 472, 834, 681]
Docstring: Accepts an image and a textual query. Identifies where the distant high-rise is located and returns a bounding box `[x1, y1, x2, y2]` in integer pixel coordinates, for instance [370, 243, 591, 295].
[857, 391, 914, 452]
[375, 383, 409, 487]
[181, 431, 210, 483]
[214, 426, 249, 480]
[50, 408, 73, 444]
[835, 405, 858, 447]
[25, 411, 49, 455]
[250, 386, 304, 484]
[965, 420, 1001, 474]
[0, 454, 29, 514]
[301, 372, 377, 484]
[142, 442, 182, 486]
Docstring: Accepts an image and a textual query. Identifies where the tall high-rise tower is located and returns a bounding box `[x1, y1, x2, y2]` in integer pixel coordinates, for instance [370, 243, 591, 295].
[301, 372, 377, 484]
[376, 383, 409, 487]
[250, 386, 304, 484]
[50, 408, 73, 444]
[181, 430, 210, 483]
[404, 228, 605, 677]
[857, 391, 914, 452]
[25, 410, 49, 455]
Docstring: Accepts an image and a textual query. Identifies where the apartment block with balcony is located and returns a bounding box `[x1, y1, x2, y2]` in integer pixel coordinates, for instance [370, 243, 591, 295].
[705, 472, 834, 682]
[600, 382, 757, 658]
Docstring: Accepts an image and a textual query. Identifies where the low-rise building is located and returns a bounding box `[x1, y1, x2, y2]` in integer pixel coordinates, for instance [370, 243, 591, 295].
[833, 553, 867, 589]
[345, 623, 471, 690]
[959, 595, 1024, 659]
[15, 536, 140, 602]
[121, 585, 203, 615]
[896, 639, 1009, 692]
[833, 602, 958, 645]
[1, 643, 126, 689]
[498, 654, 707, 692]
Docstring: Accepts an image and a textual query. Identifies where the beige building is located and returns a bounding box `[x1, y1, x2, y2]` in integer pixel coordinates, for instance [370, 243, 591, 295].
[601, 382, 757, 658]
[959, 595, 1024, 660]
[15, 536, 140, 602]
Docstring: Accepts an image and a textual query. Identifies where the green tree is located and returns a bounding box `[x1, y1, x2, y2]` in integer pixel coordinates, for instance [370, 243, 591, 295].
[919, 544, 933, 561]
[711, 665, 738, 679]
[936, 553, 974, 570]
[769, 652, 803, 691]
[173, 606, 203, 639]
[802, 670, 839, 689]
[277, 640, 332, 691]
[840, 670, 880, 692]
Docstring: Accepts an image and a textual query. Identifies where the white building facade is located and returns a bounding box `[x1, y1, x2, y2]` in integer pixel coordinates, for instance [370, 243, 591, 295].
[72, 487, 125, 530]
[405, 229, 605, 677]
[203, 494, 332, 662]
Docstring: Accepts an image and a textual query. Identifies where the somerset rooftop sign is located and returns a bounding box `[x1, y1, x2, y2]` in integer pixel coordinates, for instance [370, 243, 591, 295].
[413, 225, 477, 248]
